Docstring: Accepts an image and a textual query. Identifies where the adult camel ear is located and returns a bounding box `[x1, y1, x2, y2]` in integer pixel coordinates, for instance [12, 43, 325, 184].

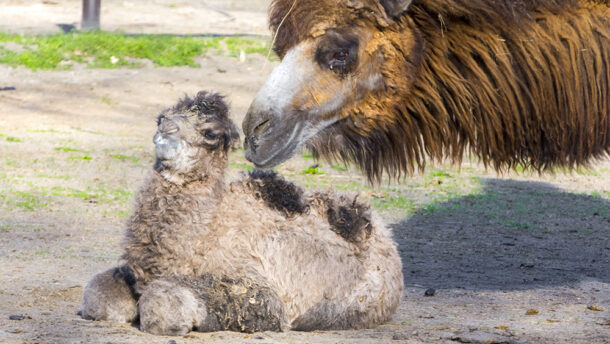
[379, 0, 412, 18]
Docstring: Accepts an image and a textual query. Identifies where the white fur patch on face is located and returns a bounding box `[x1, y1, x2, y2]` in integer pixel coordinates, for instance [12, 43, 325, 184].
[252, 42, 351, 130]
[158, 141, 201, 185]
[252, 44, 314, 115]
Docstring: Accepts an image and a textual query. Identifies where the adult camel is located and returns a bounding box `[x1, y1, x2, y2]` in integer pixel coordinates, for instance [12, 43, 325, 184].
[243, 0, 609, 182]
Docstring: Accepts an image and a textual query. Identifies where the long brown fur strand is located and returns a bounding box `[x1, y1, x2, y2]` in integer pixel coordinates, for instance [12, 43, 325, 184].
[271, 0, 609, 182]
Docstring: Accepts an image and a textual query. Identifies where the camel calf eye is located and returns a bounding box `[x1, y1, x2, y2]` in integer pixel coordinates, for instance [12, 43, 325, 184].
[204, 131, 217, 140]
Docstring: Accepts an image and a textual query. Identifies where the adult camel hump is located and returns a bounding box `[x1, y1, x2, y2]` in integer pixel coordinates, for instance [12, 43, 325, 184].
[243, 0, 609, 182]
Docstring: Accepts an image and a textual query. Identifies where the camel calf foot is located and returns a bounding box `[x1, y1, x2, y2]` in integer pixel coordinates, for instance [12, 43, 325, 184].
[81, 266, 138, 323]
[138, 279, 207, 336]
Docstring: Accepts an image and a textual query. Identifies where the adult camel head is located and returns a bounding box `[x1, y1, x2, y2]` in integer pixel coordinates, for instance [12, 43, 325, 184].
[242, 0, 610, 182]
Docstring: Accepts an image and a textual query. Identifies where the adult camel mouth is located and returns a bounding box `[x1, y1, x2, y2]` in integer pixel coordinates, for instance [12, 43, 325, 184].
[243, 112, 306, 168]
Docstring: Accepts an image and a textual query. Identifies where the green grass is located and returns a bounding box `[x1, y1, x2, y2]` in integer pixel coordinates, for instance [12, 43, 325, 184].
[28, 128, 61, 133]
[301, 164, 326, 175]
[429, 170, 452, 178]
[230, 162, 254, 172]
[50, 186, 96, 199]
[110, 154, 139, 163]
[100, 96, 117, 105]
[331, 164, 349, 172]
[371, 194, 416, 213]
[36, 173, 71, 180]
[54, 146, 86, 153]
[13, 191, 47, 211]
[6, 136, 21, 142]
[302, 152, 314, 160]
[221, 36, 271, 57]
[0, 31, 273, 70]
[69, 155, 92, 161]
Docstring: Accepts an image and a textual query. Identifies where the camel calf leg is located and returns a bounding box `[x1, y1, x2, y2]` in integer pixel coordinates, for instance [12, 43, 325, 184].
[138, 275, 288, 336]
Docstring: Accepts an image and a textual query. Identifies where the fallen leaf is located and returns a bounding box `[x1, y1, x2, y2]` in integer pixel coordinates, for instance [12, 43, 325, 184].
[546, 319, 560, 323]
[494, 325, 509, 330]
[526, 309, 539, 315]
[587, 305, 603, 311]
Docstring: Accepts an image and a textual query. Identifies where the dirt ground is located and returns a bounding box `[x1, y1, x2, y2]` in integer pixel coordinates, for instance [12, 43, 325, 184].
[1, 1, 609, 344]
[0, 0, 271, 36]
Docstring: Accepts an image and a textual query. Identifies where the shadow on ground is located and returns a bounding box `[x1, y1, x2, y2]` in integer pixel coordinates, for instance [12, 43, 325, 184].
[392, 178, 609, 291]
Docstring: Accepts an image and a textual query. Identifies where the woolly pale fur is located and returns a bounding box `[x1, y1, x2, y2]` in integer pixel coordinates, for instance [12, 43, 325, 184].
[242, 0, 609, 182]
[81, 91, 403, 335]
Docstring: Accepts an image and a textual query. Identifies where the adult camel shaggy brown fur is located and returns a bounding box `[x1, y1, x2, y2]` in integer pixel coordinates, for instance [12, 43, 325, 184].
[242, 0, 609, 182]
[81, 91, 403, 335]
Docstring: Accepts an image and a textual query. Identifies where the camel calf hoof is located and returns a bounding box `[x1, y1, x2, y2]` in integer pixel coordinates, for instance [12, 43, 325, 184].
[139, 280, 206, 336]
[81, 266, 138, 322]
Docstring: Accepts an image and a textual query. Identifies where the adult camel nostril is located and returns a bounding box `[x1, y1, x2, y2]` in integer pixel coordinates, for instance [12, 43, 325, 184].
[253, 119, 272, 137]
[243, 116, 273, 154]
[243, 105, 275, 137]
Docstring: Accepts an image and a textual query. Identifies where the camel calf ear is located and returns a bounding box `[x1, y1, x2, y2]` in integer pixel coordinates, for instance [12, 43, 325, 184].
[379, 0, 412, 18]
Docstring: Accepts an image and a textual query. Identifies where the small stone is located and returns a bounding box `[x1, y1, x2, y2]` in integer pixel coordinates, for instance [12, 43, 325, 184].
[9, 315, 27, 320]
[392, 332, 409, 340]
[450, 331, 512, 344]
[168, 340, 177, 344]
[424, 288, 436, 296]
[7, 328, 22, 334]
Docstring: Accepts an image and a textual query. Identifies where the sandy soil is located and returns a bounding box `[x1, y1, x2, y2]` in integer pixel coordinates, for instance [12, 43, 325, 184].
[1, 2, 609, 344]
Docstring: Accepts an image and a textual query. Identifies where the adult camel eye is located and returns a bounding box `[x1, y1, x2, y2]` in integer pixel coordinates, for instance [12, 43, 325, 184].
[329, 49, 350, 73]
[333, 50, 349, 61]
